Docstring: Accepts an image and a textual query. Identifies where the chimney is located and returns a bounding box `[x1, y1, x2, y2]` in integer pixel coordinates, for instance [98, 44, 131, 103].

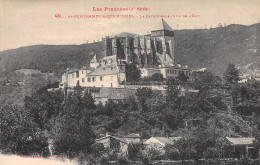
[106, 132, 109, 136]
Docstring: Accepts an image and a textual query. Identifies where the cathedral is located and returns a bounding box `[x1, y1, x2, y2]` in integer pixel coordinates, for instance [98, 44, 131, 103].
[101, 18, 191, 79]
[102, 19, 175, 67]
[59, 19, 191, 89]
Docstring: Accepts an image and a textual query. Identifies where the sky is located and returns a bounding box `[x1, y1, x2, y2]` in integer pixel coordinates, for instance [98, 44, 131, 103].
[0, 0, 259, 51]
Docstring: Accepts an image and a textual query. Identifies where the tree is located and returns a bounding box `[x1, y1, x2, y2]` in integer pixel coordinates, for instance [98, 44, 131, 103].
[104, 99, 116, 116]
[223, 63, 240, 86]
[177, 71, 189, 83]
[193, 71, 218, 92]
[166, 84, 181, 108]
[192, 71, 220, 113]
[125, 63, 141, 83]
[51, 114, 95, 156]
[164, 84, 183, 130]
[164, 144, 180, 160]
[51, 89, 96, 156]
[91, 143, 106, 158]
[24, 89, 64, 130]
[174, 137, 197, 163]
[128, 143, 144, 161]
[136, 87, 153, 111]
[150, 73, 164, 82]
[0, 106, 49, 155]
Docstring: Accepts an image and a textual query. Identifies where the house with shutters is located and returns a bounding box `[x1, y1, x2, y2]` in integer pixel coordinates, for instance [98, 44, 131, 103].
[59, 55, 126, 88]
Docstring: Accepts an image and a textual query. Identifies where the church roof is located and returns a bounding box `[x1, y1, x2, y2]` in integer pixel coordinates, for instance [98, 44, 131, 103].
[153, 18, 174, 31]
[90, 54, 97, 63]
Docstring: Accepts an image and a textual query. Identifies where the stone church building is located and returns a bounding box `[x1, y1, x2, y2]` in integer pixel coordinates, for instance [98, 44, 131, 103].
[102, 18, 175, 68]
[59, 19, 191, 89]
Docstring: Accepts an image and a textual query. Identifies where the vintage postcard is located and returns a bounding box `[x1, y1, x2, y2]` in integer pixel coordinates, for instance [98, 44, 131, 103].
[0, 0, 259, 165]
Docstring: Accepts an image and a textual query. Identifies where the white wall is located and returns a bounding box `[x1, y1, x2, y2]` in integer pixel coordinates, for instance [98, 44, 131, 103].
[160, 68, 191, 78]
[60, 68, 123, 88]
[80, 73, 119, 87]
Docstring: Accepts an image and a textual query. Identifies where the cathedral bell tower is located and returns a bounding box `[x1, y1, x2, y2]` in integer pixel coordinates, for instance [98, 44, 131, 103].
[151, 18, 175, 63]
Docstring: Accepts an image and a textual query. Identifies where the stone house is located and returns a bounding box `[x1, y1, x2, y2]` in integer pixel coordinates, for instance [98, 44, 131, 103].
[59, 55, 126, 88]
[225, 137, 259, 159]
[95, 133, 129, 156]
[123, 133, 142, 144]
[144, 137, 181, 153]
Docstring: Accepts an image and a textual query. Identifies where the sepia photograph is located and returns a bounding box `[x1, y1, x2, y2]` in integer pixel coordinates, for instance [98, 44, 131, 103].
[0, 0, 259, 164]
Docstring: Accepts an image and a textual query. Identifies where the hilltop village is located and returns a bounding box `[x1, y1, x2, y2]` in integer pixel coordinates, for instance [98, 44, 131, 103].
[59, 19, 191, 89]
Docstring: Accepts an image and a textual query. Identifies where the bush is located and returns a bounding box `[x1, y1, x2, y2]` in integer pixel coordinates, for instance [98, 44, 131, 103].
[91, 143, 106, 158]
[164, 144, 180, 160]
[150, 73, 164, 82]
[125, 63, 141, 82]
[144, 148, 163, 160]
[141, 157, 152, 165]
[117, 156, 129, 165]
[100, 156, 110, 165]
[0, 106, 49, 156]
[51, 115, 95, 157]
[108, 150, 118, 161]
[128, 143, 144, 161]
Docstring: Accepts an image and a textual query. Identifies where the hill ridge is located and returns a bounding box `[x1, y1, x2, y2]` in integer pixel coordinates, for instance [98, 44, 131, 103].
[0, 23, 259, 77]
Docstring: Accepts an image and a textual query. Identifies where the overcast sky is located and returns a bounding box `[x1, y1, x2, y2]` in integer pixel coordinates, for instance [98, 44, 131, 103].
[0, 0, 259, 51]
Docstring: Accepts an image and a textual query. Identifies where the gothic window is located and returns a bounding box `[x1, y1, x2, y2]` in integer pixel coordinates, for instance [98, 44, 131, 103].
[166, 42, 171, 55]
[92, 77, 96, 82]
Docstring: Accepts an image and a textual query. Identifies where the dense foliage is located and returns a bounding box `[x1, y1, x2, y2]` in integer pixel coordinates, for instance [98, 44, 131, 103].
[0, 106, 49, 155]
[0, 63, 259, 164]
[125, 63, 141, 82]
